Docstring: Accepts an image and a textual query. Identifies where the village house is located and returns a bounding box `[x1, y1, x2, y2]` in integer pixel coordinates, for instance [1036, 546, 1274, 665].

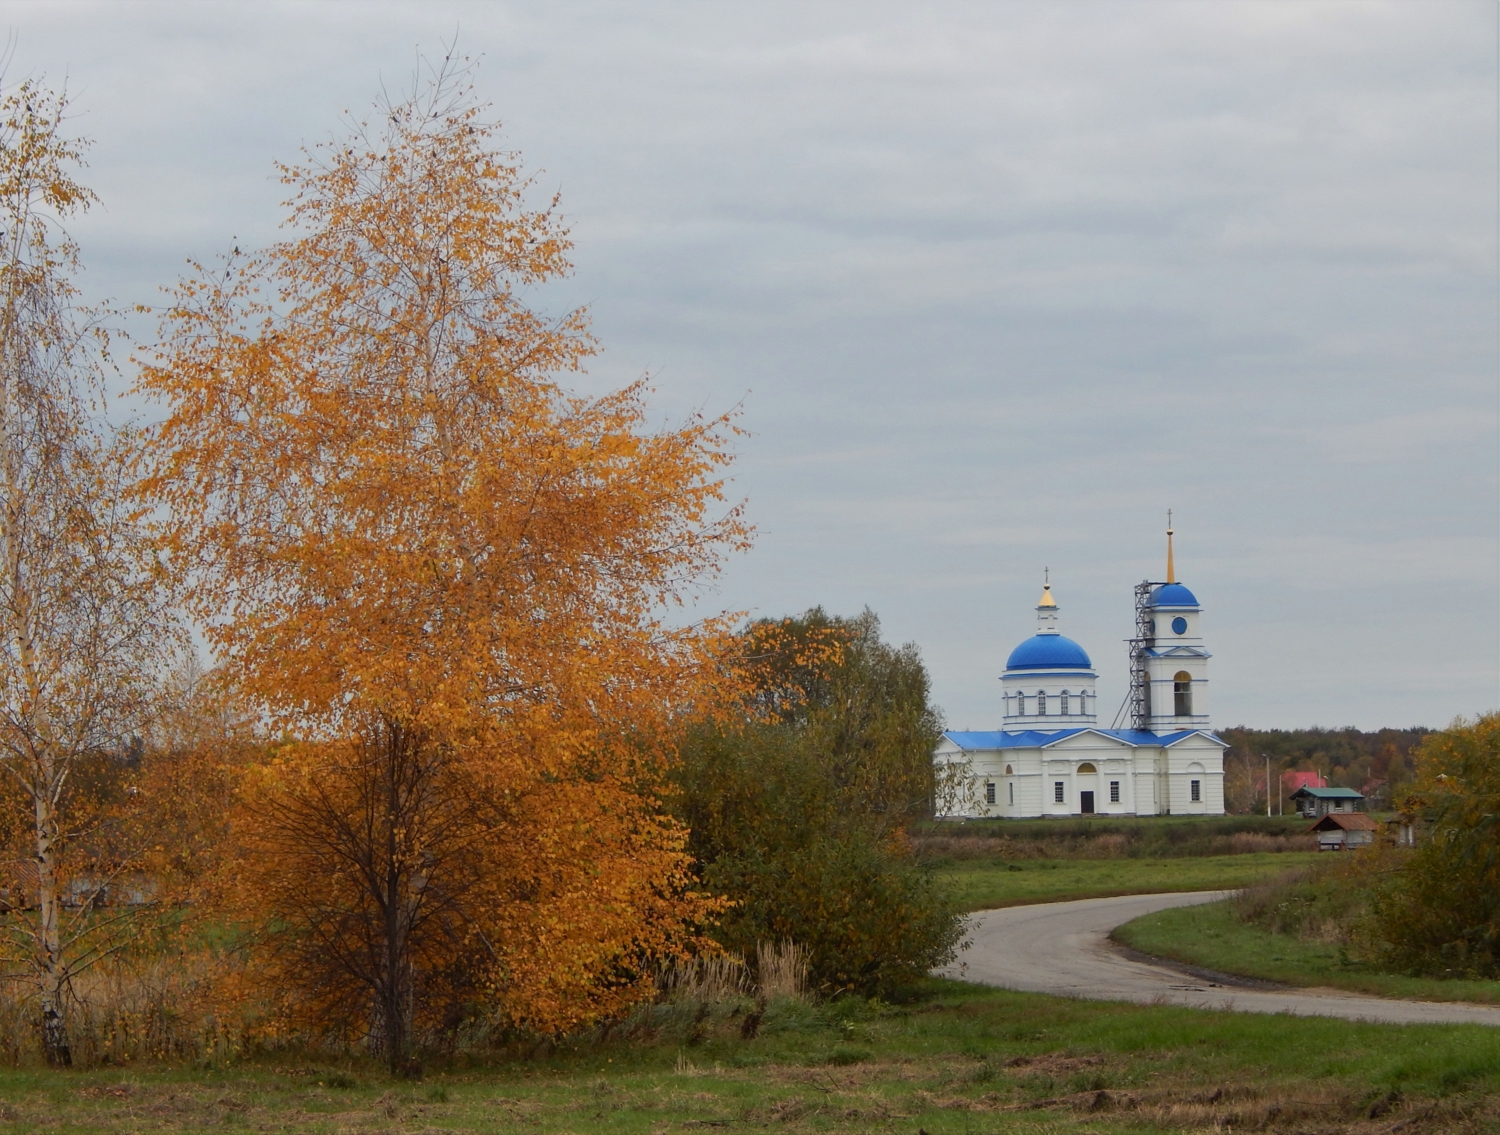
[1288, 785, 1365, 818]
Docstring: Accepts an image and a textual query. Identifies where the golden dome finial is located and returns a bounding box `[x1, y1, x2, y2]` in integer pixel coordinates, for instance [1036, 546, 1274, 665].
[1037, 566, 1056, 607]
[1166, 509, 1176, 584]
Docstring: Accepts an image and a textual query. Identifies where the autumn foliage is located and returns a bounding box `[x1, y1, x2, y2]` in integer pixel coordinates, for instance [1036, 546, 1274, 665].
[1369, 713, 1500, 978]
[139, 69, 745, 1066]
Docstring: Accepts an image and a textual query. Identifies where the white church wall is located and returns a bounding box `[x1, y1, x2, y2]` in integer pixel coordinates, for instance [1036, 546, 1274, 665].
[1013, 770, 1042, 818]
[1167, 738, 1226, 815]
[1132, 770, 1158, 815]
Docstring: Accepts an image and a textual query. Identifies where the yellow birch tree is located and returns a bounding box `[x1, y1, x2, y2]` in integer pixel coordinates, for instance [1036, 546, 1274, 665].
[0, 77, 182, 1065]
[139, 64, 745, 1070]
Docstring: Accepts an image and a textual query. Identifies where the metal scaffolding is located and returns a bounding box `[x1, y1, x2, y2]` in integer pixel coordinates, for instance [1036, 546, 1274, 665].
[1127, 579, 1166, 732]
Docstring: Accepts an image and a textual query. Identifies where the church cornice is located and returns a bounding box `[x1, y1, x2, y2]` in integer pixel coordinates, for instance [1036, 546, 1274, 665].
[1000, 669, 1098, 679]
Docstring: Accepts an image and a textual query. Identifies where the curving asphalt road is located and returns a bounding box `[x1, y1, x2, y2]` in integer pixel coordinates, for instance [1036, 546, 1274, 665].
[936, 891, 1500, 1027]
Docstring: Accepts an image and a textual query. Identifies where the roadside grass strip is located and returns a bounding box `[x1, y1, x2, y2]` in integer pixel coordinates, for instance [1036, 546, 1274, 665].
[0, 979, 1496, 1132]
[1115, 898, 1500, 1005]
[938, 851, 1321, 912]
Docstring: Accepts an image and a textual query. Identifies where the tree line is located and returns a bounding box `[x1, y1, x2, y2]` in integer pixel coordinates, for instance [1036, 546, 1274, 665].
[0, 65, 958, 1071]
[1219, 726, 1429, 813]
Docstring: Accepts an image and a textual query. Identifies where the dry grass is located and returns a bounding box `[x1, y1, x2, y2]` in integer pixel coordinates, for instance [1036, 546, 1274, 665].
[657, 952, 750, 1004]
[0, 953, 233, 1068]
[659, 941, 809, 1007]
[916, 829, 1313, 862]
[756, 940, 809, 1001]
[927, 1069, 1494, 1134]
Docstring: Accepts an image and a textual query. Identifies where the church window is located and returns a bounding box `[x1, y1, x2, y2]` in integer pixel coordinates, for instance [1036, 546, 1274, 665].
[1053, 781, 1065, 803]
[1109, 780, 1120, 803]
[1077, 762, 1097, 774]
[1008, 782, 1014, 805]
[1174, 671, 1193, 716]
[1013, 692, 1024, 716]
[1060, 691, 1070, 715]
[985, 782, 996, 805]
[1004, 765, 1013, 775]
[1190, 779, 1202, 802]
[1037, 692, 1047, 715]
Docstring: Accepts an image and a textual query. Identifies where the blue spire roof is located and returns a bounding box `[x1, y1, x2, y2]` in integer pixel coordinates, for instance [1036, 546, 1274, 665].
[1005, 634, 1093, 670]
[1148, 582, 1199, 608]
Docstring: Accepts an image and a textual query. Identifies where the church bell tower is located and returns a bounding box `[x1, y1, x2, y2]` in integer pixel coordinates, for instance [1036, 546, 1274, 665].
[1137, 517, 1211, 733]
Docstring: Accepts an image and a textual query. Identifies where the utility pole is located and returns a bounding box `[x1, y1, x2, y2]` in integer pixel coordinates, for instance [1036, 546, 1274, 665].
[1265, 755, 1271, 818]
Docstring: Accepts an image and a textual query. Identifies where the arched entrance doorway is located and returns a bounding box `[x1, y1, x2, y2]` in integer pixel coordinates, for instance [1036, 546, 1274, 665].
[1077, 762, 1098, 814]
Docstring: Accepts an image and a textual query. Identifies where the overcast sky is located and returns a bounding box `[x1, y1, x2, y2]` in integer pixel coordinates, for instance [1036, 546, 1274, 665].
[7, 1, 1498, 731]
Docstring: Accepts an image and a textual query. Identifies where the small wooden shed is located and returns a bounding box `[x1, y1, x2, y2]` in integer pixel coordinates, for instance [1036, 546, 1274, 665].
[1308, 812, 1378, 851]
[1385, 811, 1419, 847]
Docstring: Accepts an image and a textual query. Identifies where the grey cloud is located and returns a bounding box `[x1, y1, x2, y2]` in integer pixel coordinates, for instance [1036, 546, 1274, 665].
[8, 0, 1497, 729]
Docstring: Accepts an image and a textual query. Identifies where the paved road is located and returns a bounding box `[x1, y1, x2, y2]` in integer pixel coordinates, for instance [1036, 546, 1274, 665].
[937, 891, 1500, 1027]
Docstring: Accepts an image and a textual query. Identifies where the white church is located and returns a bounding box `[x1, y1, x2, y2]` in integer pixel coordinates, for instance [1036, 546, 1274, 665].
[933, 527, 1227, 818]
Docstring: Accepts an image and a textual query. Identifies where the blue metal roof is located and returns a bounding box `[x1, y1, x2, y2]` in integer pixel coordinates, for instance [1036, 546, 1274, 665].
[1005, 633, 1093, 671]
[945, 729, 1088, 749]
[943, 728, 1226, 751]
[1148, 582, 1199, 608]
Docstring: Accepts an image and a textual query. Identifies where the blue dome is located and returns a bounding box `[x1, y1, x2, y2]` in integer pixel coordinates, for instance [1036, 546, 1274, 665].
[1005, 634, 1093, 670]
[1148, 582, 1199, 608]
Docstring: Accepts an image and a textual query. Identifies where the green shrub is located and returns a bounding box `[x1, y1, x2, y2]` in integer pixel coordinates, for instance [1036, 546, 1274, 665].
[675, 609, 961, 996]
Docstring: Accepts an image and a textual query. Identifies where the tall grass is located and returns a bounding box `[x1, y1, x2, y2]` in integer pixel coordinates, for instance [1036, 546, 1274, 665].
[657, 941, 810, 1006]
[0, 954, 234, 1068]
[1230, 856, 1375, 948]
[755, 941, 809, 1001]
[0, 940, 817, 1069]
[657, 953, 749, 1004]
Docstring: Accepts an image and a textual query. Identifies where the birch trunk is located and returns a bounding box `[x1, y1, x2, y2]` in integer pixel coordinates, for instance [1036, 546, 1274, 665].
[0, 199, 70, 1070]
[34, 782, 69, 1066]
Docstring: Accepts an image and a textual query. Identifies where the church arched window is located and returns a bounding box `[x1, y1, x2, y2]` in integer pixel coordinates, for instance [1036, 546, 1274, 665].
[1174, 671, 1192, 716]
[1060, 690, 1071, 715]
[1037, 691, 1047, 716]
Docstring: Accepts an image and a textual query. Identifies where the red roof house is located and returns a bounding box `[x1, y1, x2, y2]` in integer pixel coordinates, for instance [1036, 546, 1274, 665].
[1282, 770, 1326, 794]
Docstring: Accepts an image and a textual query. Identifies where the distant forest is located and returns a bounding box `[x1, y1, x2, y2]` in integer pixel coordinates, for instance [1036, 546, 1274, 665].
[1218, 726, 1430, 814]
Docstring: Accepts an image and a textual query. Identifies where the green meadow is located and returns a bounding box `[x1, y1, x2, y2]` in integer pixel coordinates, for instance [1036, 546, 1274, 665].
[0, 979, 1496, 1133]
